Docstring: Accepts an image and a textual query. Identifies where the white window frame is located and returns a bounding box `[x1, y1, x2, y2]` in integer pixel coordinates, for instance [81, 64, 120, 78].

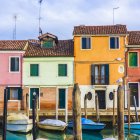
[109, 36, 120, 50]
[128, 51, 139, 68]
[118, 65, 124, 73]
[81, 36, 92, 50]
[9, 56, 20, 73]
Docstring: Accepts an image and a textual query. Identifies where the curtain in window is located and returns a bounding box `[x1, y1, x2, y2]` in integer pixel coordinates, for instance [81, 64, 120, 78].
[101, 65, 105, 84]
[95, 66, 99, 84]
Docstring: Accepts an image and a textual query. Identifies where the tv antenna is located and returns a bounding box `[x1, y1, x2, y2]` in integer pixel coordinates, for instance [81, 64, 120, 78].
[13, 14, 17, 40]
[38, 0, 43, 36]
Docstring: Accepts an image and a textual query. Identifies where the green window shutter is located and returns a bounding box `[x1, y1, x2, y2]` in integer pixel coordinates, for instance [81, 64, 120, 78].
[129, 52, 138, 67]
[43, 41, 53, 48]
[7, 87, 10, 100]
[18, 87, 22, 100]
[105, 64, 109, 85]
[58, 64, 67, 76]
[91, 64, 95, 85]
[30, 64, 39, 76]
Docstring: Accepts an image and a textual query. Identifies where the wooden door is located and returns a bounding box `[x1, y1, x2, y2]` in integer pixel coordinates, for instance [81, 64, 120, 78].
[96, 90, 106, 109]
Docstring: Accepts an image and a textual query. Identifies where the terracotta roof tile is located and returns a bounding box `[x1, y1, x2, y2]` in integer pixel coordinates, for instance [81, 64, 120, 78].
[0, 40, 27, 50]
[24, 39, 74, 57]
[73, 25, 127, 35]
[128, 31, 140, 45]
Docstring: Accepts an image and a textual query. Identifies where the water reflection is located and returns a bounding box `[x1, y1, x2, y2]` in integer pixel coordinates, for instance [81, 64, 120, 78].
[1, 128, 140, 140]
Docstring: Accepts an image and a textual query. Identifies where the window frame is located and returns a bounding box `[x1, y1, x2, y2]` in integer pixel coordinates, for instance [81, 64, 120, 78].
[58, 64, 68, 77]
[9, 56, 20, 73]
[109, 36, 120, 50]
[81, 36, 92, 50]
[128, 51, 139, 68]
[30, 64, 39, 77]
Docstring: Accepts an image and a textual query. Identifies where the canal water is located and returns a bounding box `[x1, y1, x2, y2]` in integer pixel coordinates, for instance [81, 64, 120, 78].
[0, 128, 140, 140]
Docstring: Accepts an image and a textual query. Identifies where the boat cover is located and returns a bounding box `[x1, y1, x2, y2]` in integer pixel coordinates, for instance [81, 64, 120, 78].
[39, 119, 66, 127]
[81, 118, 96, 124]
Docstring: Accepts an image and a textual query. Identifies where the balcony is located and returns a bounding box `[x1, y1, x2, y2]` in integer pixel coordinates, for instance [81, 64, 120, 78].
[91, 75, 109, 85]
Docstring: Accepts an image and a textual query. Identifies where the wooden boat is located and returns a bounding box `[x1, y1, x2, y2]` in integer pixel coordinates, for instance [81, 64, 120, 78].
[68, 118, 106, 131]
[7, 113, 32, 133]
[38, 119, 67, 131]
[124, 122, 140, 130]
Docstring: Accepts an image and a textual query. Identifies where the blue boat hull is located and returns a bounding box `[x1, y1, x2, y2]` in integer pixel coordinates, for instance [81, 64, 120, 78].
[68, 123, 105, 131]
[124, 122, 140, 130]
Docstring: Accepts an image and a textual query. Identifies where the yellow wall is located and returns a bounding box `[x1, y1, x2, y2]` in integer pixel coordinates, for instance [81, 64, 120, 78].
[74, 36, 125, 85]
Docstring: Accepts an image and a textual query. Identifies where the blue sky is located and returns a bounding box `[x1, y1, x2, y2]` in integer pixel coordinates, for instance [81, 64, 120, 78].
[0, 0, 140, 40]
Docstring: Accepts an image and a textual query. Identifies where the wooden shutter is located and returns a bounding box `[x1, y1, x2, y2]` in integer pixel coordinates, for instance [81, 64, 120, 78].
[91, 64, 95, 85]
[18, 87, 22, 100]
[105, 64, 109, 85]
[129, 52, 138, 67]
[7, 87, 10, 100]
[30, 64, 39, 76]
[58, 64, 67, 76]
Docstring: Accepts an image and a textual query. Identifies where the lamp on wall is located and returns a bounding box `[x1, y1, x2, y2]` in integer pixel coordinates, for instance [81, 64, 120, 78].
[116, 57, 122, 61]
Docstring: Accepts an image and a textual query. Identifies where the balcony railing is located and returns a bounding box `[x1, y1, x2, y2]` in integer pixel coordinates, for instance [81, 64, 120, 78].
[91, 75, 109, 85]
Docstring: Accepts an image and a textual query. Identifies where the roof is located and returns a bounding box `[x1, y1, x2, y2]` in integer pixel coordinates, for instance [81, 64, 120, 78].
[128, 31, 140, 45]
[24, 39, 74, 57]
[38, 32, 58, 40]
[73, 25, 127, 35]
[0, 40, 27, 50]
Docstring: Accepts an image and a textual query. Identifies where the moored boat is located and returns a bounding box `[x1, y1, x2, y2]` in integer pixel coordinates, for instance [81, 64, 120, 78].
[68, 118, 106, 131]
[38, 119, 67, 131]
[7, 113, 32, 133]
[124, 122, 140, 130]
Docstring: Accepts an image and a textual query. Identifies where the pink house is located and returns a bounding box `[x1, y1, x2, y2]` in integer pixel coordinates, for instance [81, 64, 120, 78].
[0, 40, 27, 110]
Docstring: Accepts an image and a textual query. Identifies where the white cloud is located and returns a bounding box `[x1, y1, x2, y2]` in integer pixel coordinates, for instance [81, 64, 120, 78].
[0, 0, 140, 40]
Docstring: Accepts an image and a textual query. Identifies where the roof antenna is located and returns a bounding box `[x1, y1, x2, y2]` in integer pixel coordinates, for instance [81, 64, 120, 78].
[39, 0, 43, 36]
[13, 14, 17, 40]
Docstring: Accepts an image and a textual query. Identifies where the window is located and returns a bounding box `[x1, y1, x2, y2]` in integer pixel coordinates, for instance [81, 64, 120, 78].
[129, 52, 138, 67]
[10, 57, 19, 72]
[110, 37, 119, 49]
[81, 37, 91, 49]
[118, 65, 124, 73]
[42, 40, 53, 48]
[91, 64, 109, 85]
[30, 64, 39, 76]
[7, 87, 22, 100]
[58, 89, 66, 109]
[58, 64, 67, 76]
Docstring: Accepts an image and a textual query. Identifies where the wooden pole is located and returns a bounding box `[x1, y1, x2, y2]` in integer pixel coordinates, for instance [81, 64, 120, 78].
[26, 93, 29, 118]
[36, 95, 39, 122]
[113, 89, 115, 127]
[2, 88, 8, 140]
[72, 83, 82, 140]
[128, 88, 130, 130]
[95, 93, 100, 122]
[117, 85, 124, 140]
[84, 94, 87, 119]
[32, 94, 36, 140]
[133, 96, 139, 122]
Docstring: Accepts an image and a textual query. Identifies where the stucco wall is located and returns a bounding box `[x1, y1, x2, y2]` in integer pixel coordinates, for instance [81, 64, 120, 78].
[23, 57, 74, 86]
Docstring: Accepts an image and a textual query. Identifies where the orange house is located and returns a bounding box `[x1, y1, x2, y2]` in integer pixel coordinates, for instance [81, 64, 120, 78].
[73, 25, 128, 109]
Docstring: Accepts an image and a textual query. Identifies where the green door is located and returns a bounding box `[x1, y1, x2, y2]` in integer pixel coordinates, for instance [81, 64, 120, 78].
[58, 89, 66, 109]
[30, 88, 39, 109]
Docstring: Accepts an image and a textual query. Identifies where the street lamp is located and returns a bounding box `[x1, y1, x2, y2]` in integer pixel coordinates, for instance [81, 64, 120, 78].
[113, 7, 119, 25]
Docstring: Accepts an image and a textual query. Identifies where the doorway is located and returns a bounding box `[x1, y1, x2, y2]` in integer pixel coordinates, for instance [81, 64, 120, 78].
[96, 90, 106, 109]
[30, 88, 40, 109]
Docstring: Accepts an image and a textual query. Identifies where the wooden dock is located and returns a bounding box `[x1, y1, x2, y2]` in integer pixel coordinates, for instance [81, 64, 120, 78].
[0, 109, 139, 122]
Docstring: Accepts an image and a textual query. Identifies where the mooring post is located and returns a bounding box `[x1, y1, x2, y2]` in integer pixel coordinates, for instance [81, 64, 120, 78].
[84, 94, 87, 119]
[95, 93, 100, 122]
[32, 93, 37, 140]
[117, 85, 124, 140]
[113, 89, 115, 127]
[26, 93, 29, 118]
[133, 96, 139, 122]
[72, 83, 82, 140]
[36, 94, 39, 122]
[2, 88, 8, 140]
[128, 88, 130, 130]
